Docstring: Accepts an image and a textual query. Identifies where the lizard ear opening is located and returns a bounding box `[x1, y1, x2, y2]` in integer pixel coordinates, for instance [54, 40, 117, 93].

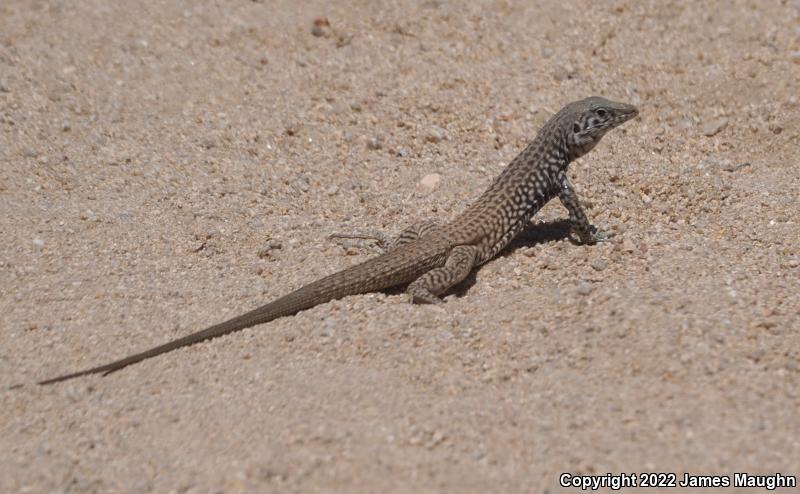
[572, 123, 581, 134]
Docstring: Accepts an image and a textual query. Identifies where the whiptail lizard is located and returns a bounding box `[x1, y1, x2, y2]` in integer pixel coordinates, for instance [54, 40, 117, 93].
[40, 96, 638, 384]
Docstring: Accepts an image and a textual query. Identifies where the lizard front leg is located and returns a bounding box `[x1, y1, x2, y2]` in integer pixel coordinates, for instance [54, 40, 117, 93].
[406, 245, 478, 304]
[557, 171, 613, 244]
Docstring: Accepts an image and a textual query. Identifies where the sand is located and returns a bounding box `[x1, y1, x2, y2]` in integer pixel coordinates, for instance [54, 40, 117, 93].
[2, 0, 799, 492]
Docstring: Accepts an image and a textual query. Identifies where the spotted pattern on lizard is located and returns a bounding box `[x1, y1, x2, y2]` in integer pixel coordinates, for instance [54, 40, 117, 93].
[40, 96, 638, 384]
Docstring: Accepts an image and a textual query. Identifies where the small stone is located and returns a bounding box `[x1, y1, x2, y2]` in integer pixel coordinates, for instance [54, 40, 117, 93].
[22, 148, 38, 158]
[311, 18, 331, 37]
[33, 238, 45, 247]
[326, 185, 339, 196]
[418, 173, 441, 192]
[396, 147, 410, 158]
[701, 118, 728, 137]
[321, 318, 336, 337]
[293, 176, 310, 192]
[676, 117, 693, 130]
[722, 162, 751, 172]
[541, 47, 553, 58]
[425, 126, 446, 143]
[552, 64, 577, 81]
[576, 281, 593, 296]
[366, 136, 383, 150]
[258, 239, 282, 259]
[590, 259, 607, 271]
[537, 254, 555, 269]
[196, 229, 218, 240]
[622, 238, 636, 253]
[787, 259, 799, 268]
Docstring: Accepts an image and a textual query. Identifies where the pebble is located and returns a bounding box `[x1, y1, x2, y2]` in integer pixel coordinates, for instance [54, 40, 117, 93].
[621, 238, 637, 253]
[552, 64, 577, 81]
[396, 147, 410, 158]
[294, 176, 310, 192]
[418, 173, 441, 192]
[366, 136, 383, 150]
[537, 255, 554, 270]
[676, 117, 693, 130]
[576, 281, 593, 296]
[311, 18, 331, 37]
[33, 238, 45, 247]
[425, 126, 446, 143]
[722, 162, 751, 172]
[326, 185, 339, 196]
[590, 259, 607, 271]
[258, 239, 282, 259]
[787, 259, 799, 268]
[701, 118, 728, 137]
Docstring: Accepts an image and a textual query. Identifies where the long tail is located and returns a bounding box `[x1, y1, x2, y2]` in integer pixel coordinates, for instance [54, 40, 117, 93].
[39, 244, 437, 385]
[38, 287, 325, 384]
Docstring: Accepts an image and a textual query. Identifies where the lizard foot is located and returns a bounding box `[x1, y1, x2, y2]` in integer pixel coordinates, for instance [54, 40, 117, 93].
[572, 227, 615, 245]
[329, 230, 392, 251]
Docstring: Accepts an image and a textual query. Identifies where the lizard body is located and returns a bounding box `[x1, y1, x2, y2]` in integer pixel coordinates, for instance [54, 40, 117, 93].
[40, 96, 638, 384]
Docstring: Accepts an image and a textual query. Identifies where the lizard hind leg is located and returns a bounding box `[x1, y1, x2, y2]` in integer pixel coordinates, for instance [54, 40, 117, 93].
[407, 244, 478, 304]
[330, 220, 439, 252]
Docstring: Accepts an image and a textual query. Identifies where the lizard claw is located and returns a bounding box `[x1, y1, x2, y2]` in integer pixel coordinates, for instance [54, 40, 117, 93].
[571, 226, 614, 245]
[588, 228, 614, 243]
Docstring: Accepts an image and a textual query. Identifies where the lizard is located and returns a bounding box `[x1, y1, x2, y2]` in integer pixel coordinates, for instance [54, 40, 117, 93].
[39, 96, 638, 385]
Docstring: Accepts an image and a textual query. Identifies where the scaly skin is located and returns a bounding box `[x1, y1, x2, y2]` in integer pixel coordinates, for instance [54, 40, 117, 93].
[40, 96, 638, 384]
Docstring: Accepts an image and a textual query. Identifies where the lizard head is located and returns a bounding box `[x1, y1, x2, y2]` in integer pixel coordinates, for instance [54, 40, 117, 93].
[562, 96, 638, 159]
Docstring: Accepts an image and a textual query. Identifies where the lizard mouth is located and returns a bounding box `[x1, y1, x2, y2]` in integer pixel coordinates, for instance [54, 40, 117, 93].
[613, 106, 639, 127]
[622, 105, 639, 120]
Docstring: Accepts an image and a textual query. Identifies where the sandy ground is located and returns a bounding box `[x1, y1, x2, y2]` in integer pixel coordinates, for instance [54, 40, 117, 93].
[1, 0, 799, 492]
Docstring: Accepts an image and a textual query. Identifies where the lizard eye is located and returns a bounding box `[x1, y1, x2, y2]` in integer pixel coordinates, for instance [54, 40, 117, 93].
[596, 108, 607, 118]
[572, 123, 581, 133]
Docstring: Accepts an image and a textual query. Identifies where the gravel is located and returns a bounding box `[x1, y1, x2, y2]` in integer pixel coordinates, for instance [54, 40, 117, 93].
[2, 0, 799, 492]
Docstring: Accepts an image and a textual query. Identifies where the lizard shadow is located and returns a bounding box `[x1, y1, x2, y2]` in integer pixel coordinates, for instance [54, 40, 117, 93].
[449, 219, 572, 298]
[383, 219, 572, 299]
